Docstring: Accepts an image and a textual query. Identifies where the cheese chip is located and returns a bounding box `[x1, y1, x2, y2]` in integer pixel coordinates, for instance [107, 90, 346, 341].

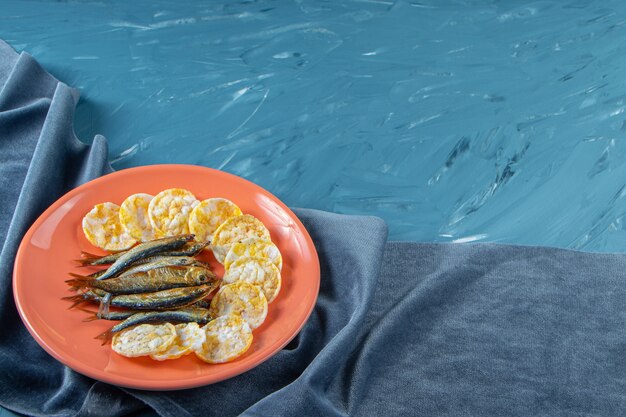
[195, 315, 253, 364]
[223, 238, 282, 271]
[148, 188, 199, 237]
[112, 323, 177, 358]
[210, 282, 268, 329]
[188, 198, 242, 243]
[119, 193, 156, 242]
[211, 215, 270, 263]
[150, 322, 205, 361]
[82, 202, 137, 251]
[223, 256, 282, 303]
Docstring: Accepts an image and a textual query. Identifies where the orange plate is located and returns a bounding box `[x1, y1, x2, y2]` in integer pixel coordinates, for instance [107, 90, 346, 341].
[13, 165, 320, 390]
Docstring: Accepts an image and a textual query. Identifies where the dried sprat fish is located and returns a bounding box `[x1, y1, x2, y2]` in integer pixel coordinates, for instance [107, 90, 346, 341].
[75, 240, 208, 268]
[95, 235, 194, 280]
[62, 289, 107, 309]
[67, 266, 215, 295]
[76, 250, 124, 267]
[159, 241, 209, 257]
[82, 308, 141, 322]
[96, 308, 213, 344]
[64, 284, 215, 311]
[81, 256, 209, 280]
[79, 298, 212, 322]
[116, 256, 210, 277]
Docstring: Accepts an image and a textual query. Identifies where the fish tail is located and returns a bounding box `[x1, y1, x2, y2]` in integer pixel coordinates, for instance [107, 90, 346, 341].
[95, 328, 114, 345]
[62, 294, 89, 309]
[65, 273, 96, 289]
[75, 306, 99, 322]
[82, 313, 100, 322]
[77, 307, 99, 321]
[65, 277, 83, 292]
[74, 251, 103, 266]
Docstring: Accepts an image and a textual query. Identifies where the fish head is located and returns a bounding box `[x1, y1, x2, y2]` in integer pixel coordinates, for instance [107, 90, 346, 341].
[187, 266, 215, 285]
[197, 273, 211, 284]
[189, 241, 210, 254]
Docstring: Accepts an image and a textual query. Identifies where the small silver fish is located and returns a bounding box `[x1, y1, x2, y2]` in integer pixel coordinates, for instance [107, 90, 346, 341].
[82, 309, 140, 322]
[63, 284, 215, 310]
[96, 235, 194, 280]
[66, 266, 215, 295]
[96, 308, 213, 343]
[116, 256, 210, 278]
[76, 240, 209, 267]
[82, 256, 209, 279]
[159, 241, 209, 257]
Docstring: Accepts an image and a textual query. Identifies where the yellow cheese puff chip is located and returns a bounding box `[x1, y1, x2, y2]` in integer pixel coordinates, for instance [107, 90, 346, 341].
[210, 282, 268, 329]
[195, 315, 253, 364]
[148, 188, 199, 237]
[223, 238, 282, 271]
[223, 256, 282, 303]
[111, 323, 177, 358]
[188, 198, 242, 243]
[82, 202, 137, 251]
[211, 215, 270, 263]
[150, 322, 205, 361]
[119, 193, 156, 242]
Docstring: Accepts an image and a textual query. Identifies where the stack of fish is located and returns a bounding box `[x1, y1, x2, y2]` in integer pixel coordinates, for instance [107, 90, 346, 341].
[64, 235, 218, 342]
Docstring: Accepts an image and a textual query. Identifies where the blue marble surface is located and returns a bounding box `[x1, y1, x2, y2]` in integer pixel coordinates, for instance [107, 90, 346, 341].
[5, 0, 626, 252]
[4, 1, 626, 255]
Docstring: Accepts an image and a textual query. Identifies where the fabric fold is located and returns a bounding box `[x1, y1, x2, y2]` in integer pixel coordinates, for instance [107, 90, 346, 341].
[0, 41, 126, 417]
[0, 52, 57, 111]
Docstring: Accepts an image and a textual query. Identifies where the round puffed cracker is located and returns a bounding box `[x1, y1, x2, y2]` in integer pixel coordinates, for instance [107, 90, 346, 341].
[223, 238, 282, 271]
[188, 198, 242, 243]
[111, 323, 177, 358]
[148, 188, 199, 237]
[150, 322, 205, 361]
[210, 282, 268, 329]
[195, 315, 253, 364]
[119, 193, 156, 242]
[223, 256, 282, 303]
[82, 202, 137, 251]
[211, 215, 271, 263]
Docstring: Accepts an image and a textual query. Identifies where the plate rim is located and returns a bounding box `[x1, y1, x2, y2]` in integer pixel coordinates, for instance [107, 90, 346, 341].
[12, 164, 320, 390]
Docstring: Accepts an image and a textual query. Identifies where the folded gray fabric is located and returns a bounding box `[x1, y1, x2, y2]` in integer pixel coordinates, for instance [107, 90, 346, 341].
[1, 39, 626, 417]
[0, 41, 139, 417]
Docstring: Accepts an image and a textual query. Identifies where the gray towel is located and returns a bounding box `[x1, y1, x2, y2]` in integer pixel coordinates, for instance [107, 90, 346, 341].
[1, 40, 625, 417]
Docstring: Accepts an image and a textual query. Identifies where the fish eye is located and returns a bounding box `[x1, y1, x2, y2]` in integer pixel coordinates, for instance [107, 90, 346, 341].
[199, 274, 209, 282]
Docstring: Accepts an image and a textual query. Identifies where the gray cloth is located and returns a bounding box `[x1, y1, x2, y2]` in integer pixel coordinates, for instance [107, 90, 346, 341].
[1, 40, 625, 417]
